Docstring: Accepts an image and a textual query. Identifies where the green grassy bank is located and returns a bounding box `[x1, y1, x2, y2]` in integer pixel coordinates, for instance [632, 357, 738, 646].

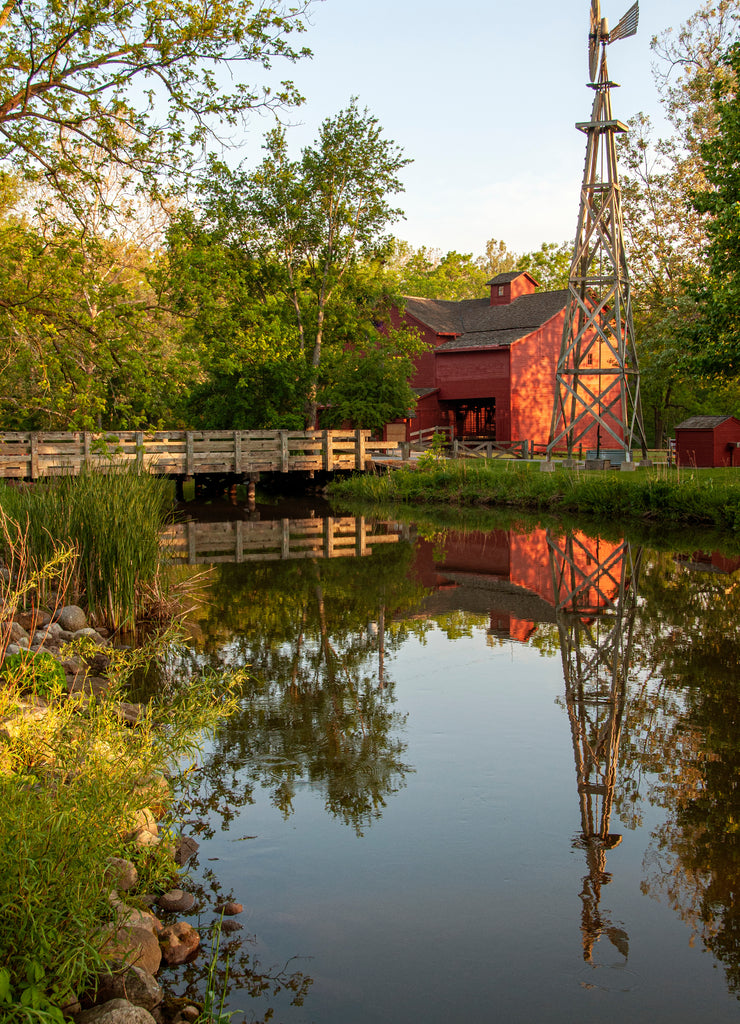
[331, 461, 740, 531]
[0, 474, 241, 1019]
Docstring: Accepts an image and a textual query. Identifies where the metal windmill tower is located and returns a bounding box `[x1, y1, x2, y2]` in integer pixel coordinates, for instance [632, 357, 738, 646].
[547, 1, 648, 462]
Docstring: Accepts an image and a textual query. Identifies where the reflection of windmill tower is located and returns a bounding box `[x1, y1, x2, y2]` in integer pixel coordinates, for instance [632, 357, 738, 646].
[547, 1, 648, 462]
[547, 531, 642, 963]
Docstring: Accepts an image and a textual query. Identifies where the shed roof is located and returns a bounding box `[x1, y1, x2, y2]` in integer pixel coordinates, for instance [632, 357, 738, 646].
[403, 289, 568, 351]
[675, 415, 740, 430]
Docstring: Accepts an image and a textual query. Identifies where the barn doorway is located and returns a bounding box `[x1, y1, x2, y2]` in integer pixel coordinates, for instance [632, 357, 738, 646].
[448, 400, 496, 440]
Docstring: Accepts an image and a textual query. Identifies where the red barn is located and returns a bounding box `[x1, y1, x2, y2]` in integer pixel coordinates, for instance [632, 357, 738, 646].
[674, 415, 740, 468]
[387, 271, 606, 449]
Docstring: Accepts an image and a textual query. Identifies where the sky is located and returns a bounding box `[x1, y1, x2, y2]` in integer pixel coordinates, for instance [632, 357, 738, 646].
[239, 0, 708, 259]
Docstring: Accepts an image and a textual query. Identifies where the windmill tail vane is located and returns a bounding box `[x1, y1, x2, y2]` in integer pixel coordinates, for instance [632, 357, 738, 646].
[608, 2, 639, 45]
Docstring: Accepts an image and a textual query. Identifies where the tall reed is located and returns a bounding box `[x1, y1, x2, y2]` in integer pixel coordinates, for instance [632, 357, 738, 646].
[0, 467, 172, 629]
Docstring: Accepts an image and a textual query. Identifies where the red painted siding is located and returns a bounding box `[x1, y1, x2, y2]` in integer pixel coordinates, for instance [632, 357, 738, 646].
[509, 315, 562, 447]
[388, 308, 441, 390]
[489, 273, 537, 307]
[676, 419, 740, 467]
[435, 348, 511, 439]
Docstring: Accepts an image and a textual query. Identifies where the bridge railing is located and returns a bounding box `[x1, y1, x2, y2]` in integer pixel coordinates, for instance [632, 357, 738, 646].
[409, 426, 454, 448]
[451, 439, 529, 460]
[0, 429, 399, 479]
[161, 515, 403, 564]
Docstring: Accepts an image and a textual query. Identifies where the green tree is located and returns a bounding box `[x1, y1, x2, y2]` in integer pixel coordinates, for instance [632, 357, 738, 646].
[320, 332, 417, 431]
[244, 100, 412, 425]
[0, 179, 184, 429]
[166, 208, 309, 429]
[168, 102, 420, 430]
[0, 0, 311, 208]
[618, 0, 740, 439]
[477, 236, 518, 280]
[389, 241, 489, 300]
[515, 240, 571, 290]
[690, 41, 740, 374]
[390, 235, 570, 301]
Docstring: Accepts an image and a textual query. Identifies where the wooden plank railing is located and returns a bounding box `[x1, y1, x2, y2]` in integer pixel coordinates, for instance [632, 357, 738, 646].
[409, 425, 454, 448]
[452, 439, 529, 460]
[161, 516, 402, 565]
[0, 429, 398, 479]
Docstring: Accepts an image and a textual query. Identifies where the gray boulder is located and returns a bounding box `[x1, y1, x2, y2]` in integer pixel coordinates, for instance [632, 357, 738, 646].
[106, 858, 138, 892]
[8, 621, 29, 642]
[56, 604, 87, 632]
[77, 999, 156, 1023]
[74, 627, 106, 643]
[93, 967, 163, 1011]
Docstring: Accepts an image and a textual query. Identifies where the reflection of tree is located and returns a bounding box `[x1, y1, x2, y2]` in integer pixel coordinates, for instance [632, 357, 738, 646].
[161, 854, 313, 1023]
[549, 531, 642, 965]
[622, 555, 740, 996]
[180, 542, 425, 836]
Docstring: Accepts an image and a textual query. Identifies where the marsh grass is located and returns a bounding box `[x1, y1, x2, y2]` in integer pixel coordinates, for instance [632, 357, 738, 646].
[333, 461, 740, 530]
[0, 467, 172, 629]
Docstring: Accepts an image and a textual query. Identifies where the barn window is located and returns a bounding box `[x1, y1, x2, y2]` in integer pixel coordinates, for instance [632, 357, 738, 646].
[497, 286, 505, 296]
[587, 353, 593, 366]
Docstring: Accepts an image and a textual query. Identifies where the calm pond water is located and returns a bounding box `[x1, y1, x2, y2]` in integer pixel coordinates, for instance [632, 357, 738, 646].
[163, 502, 740, 1023]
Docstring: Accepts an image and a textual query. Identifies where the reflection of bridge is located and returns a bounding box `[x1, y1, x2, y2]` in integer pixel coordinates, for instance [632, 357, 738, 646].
[162, 516, 403, 565]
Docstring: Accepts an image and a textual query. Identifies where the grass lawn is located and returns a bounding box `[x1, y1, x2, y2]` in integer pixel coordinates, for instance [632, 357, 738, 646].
[331, 460, 740, 530]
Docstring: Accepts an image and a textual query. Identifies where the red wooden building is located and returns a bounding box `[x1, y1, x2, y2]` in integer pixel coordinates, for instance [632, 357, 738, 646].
[674, 415, 740, 468]
[386, 271, 607, 448]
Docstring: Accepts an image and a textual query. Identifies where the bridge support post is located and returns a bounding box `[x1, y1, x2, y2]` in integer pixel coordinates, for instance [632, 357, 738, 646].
[234, 431, 242, 474]
[30, 433, 39, 480]
[355, 429, 366, 470]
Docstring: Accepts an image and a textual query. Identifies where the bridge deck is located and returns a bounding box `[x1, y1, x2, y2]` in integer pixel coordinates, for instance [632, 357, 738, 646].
[0, 429, 398, 479]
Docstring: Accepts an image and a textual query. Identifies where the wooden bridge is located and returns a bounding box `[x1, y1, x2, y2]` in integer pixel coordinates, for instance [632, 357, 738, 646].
[0, 429, 399, 480]
[162, 515, 404, 565]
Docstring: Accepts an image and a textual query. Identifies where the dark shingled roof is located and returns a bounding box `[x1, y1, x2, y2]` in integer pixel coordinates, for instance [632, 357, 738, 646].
[486, 271, 538, 287]
[675, 415, 738, 430]
[403, 290, 568, 351]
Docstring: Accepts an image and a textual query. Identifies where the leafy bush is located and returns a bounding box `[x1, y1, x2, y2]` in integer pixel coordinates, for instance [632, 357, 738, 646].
[0, 650, 67, 700]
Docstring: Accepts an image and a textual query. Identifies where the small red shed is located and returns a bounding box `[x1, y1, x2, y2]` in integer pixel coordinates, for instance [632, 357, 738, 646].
[674, 415, 740, 468]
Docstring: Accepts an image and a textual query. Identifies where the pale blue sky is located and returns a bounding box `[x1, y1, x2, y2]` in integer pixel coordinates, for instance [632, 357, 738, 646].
[243, 0, 711, 257]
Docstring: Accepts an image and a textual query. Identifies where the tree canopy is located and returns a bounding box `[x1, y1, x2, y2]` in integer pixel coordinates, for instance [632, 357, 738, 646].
[0, 0, 312, 207]
[618, 0, 740, 442]
[689, 41, 740, 374]
[166, 100, 421, 431]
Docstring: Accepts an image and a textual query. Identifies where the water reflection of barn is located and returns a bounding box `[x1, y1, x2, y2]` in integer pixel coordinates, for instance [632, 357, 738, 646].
[410, 527, 622, 641]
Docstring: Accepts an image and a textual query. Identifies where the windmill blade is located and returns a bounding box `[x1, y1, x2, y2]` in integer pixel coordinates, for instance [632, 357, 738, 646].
[588, 0, 601, 81]
[609, 1, 639, 42]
